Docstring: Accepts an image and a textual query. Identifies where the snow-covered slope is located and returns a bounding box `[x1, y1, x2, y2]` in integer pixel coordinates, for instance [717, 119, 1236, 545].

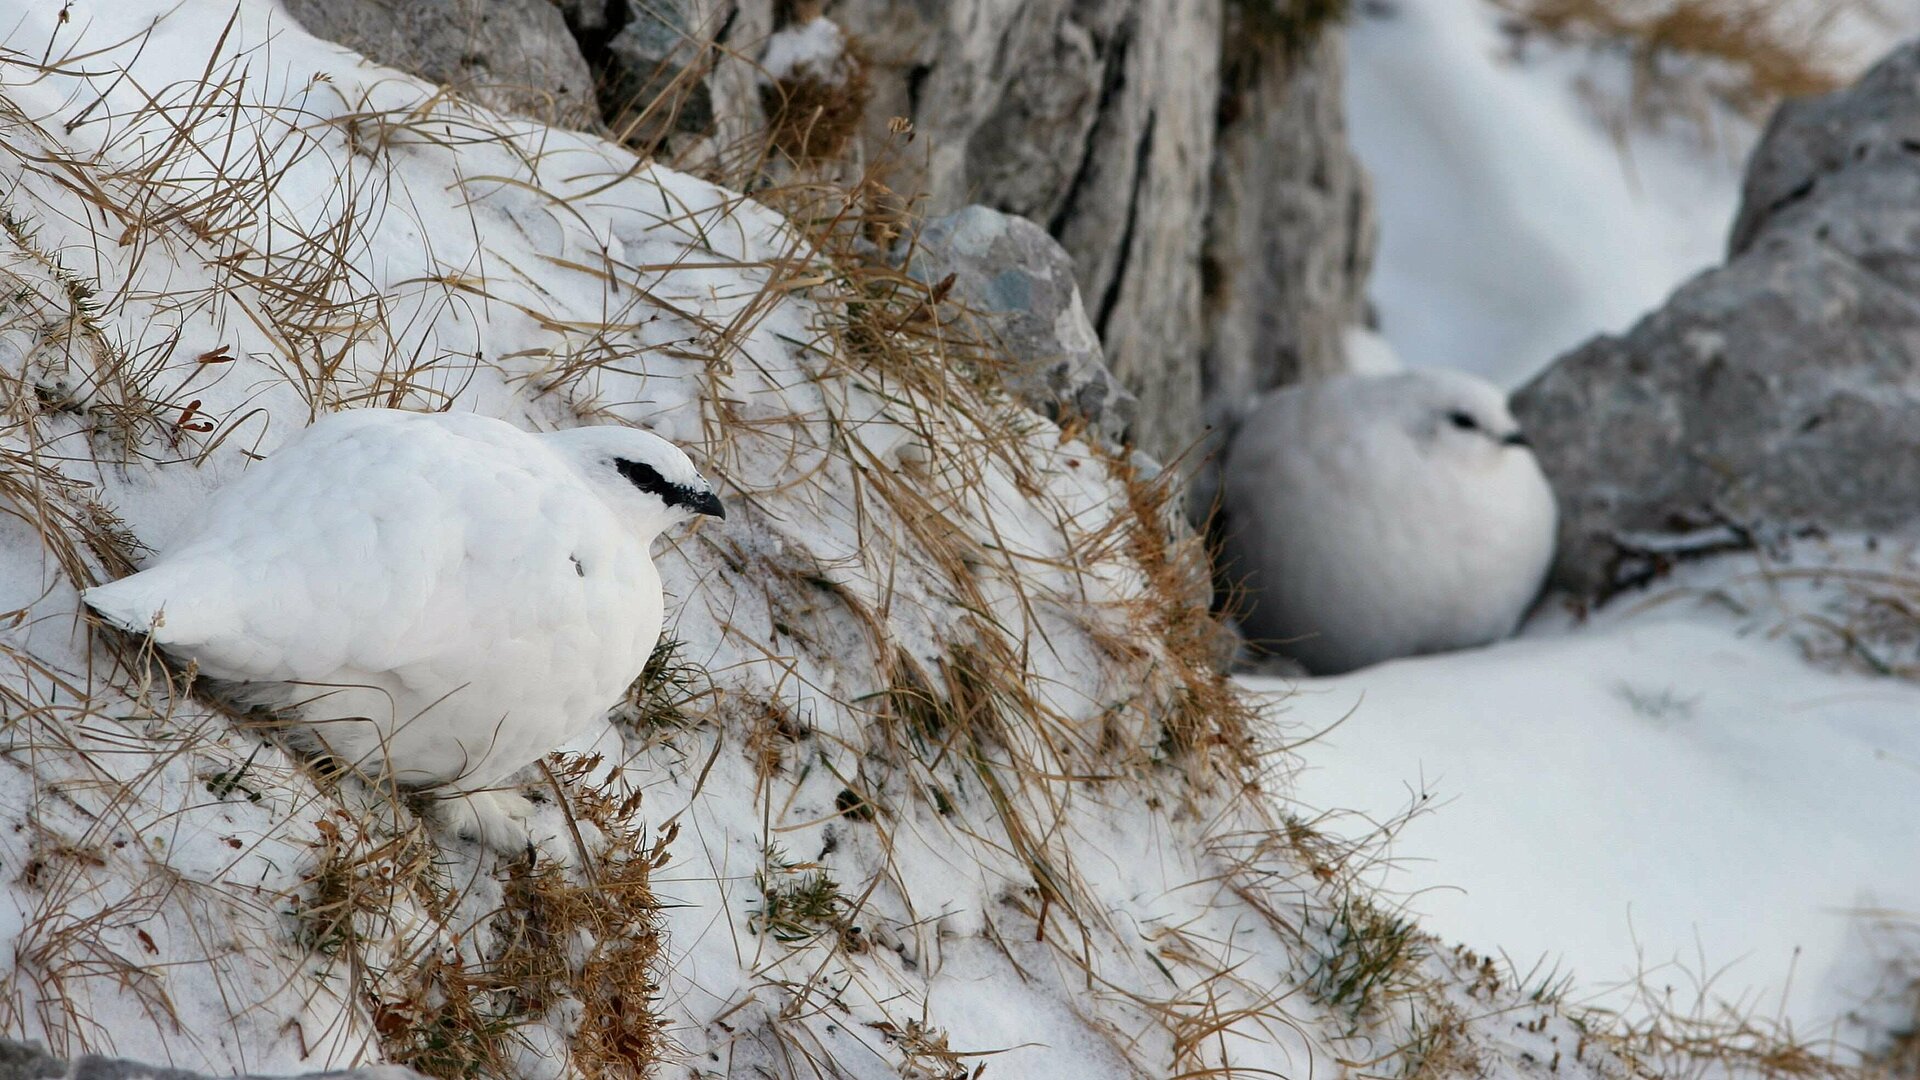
[0, 3, 1644, 1078]
[1255, 539, 1920, 1062]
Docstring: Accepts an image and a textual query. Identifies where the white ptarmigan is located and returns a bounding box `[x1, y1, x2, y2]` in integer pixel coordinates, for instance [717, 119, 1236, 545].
[1220, 369, 1556, 675]
[82, 409, 723, 851]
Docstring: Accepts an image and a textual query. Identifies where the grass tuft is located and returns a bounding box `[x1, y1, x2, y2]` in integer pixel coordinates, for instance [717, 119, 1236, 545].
[291, 759, 668, 1079]
[1495, 0, 1861, 123]
[757, 37, 871, 167]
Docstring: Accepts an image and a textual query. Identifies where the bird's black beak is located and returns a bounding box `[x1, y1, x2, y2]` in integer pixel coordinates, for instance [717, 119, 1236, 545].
[1501, 431, 1532, 449]
[686, 487, 726, 519]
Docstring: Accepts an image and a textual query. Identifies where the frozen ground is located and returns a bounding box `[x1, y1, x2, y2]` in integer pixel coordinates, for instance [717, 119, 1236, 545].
[1249, 538, 1920, 1056]
[1346, 0, 1919, 388]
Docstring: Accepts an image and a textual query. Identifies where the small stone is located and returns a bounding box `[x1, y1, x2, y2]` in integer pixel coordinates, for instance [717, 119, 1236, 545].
[903, 206, 1137, 445]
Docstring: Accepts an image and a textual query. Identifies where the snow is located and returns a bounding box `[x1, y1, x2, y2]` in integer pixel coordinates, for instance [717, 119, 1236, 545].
[1, 4, 1612, 1077]
[1250, 539, 1920, 1055]
[1345, 0, 1756, 387]
[760, 17, 849, 85]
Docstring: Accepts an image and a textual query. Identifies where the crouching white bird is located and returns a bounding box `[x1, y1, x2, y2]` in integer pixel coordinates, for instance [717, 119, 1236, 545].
[82, 409, 723, 853]
[1220, 369, 1556, 675]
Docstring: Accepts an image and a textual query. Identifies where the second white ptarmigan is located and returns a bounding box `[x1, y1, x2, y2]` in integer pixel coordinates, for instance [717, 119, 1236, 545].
[83, 409, 723, 851]
[1220, 369, 1556, 674]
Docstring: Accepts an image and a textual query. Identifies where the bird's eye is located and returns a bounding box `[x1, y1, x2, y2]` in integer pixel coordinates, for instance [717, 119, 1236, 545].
[1448, 411, 1479, 431]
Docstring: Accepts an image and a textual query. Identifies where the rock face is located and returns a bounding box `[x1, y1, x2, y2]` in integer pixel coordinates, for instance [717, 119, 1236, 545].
[1197, 13, 1375, 507]
[734, 1, 1372, 463]
[271, 0, 1376, 466]
[1514, 40, 1920, 595]
[906, 206, 1136, 442]
[567, 0, 717, 142]
[736, 0, 1228, 459]
[279, 0, 597, 124]
[0, 1039, 424, 1080]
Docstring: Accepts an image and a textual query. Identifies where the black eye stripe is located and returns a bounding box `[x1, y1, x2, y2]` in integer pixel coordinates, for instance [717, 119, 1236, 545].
[1448, 411, 1479, 430]
[615, 457, 701, 508]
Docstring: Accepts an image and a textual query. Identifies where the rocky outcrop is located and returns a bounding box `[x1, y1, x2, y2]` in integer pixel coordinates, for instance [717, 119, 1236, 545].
[271, 1, 1373, 466]
[279, 0, 597, 124]
[905, 206, 1136, 442]
[729, 1, 1372, 464]
[0, 1040, 424, 1080]
[726, 0, 1227, 460]
[1514, 39, 1920, 595]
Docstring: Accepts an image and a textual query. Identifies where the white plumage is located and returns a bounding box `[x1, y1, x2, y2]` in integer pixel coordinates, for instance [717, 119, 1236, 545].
[1220, 369, 1556, 675]
[83, 409, 722, 850]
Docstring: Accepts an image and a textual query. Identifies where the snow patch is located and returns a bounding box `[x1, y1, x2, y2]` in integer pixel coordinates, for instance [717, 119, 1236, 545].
[1253, 538, 1920, 1055]
[761, 17, 849, 85]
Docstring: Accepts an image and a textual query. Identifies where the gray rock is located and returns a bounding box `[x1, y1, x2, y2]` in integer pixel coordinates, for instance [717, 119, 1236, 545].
[0, 1040, 62, 1080]
[596, 0, 717, 144]
[693, 3, 1369, 464]
[1514, 38, 1920, 596]
[0, 1039, 424, 1080]
[280, 0, 598, 125]
[1728, 42, 1920, 258]
[907, 206, 1137, 443]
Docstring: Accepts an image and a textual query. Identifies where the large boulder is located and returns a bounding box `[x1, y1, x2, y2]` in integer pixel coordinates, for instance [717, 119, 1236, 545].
[1514, 39, 1920, 596]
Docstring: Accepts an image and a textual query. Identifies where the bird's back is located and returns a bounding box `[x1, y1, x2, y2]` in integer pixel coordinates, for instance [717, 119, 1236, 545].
[84, 410, 667, 786]
[1222, 378, 1554, 673]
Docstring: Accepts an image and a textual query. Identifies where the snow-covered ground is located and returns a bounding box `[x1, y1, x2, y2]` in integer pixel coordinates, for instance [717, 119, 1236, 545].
[1316, 1, 1920, 1058]
[1249, 539, 1920, 1054]
[1347, 0, 1920, 389]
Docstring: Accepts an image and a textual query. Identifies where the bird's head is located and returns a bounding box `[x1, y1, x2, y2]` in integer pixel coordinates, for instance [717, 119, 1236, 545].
[545, 425, 725, 536]
[1389, 369, 1534, 465]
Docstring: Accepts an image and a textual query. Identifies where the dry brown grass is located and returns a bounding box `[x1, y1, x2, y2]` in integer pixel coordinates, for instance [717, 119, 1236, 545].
[294, 757, 669, 1080]
[1496, 0, 1866, 123]
[758, 46, 871, 168]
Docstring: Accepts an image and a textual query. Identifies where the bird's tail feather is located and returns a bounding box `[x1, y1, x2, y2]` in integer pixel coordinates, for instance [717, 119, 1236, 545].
[81, 569, 198, 640]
